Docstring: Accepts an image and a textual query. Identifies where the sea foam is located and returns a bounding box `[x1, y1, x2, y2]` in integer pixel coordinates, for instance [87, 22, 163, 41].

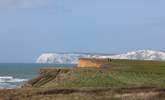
[0, 76, 28, 89]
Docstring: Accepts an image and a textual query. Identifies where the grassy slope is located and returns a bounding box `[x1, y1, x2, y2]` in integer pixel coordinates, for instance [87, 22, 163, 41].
[1, 59, 165, 100]
[36, 59, 165, 88]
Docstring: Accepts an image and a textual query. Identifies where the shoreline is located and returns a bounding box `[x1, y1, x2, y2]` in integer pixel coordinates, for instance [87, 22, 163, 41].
[1, 59, 165, 99]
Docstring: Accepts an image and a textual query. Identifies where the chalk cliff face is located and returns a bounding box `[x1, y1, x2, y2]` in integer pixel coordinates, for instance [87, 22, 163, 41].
[36, 50, 165, 64]
[36, 53, 108, 64]
[109, 50, 165, 61]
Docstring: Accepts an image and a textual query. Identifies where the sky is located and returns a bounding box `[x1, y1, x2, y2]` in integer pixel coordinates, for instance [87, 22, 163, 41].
[0, 0, 164, 62]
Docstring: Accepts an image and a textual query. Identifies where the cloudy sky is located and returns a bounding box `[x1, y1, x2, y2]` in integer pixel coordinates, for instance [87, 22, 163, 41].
[0, 0, 164, 62]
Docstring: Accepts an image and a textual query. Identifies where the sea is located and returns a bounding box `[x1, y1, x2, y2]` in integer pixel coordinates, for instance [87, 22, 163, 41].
[0, 63, 75, 89]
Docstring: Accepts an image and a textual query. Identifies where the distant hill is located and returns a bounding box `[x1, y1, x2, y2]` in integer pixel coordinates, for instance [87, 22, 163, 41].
[36, 50, 165, 64]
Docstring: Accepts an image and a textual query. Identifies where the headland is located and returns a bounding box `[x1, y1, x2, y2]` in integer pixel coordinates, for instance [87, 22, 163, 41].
[1, 58, 165, 100]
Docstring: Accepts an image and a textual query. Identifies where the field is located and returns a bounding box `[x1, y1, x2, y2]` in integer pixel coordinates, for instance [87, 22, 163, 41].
[29, 59, 165, 88]
[1, 59, 165, 100]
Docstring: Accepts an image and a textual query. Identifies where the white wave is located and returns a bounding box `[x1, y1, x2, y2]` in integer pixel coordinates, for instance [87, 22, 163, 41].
[0, 83, 18, 89]
[0, 76, 28, 83]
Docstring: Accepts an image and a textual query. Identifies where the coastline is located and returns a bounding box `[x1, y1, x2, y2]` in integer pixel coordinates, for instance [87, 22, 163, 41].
[1, 59, 165, 99]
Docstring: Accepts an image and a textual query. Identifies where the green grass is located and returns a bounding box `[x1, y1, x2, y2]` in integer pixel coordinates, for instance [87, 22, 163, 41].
[34, 59, 165, 88]
[2, 59, 165, 100]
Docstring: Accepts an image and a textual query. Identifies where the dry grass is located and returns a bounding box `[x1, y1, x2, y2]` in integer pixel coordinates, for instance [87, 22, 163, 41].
[1, 87, 165, 100]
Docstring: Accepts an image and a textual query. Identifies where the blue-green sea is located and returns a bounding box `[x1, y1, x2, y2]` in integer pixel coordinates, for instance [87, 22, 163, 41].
[0, 63, 75, 89]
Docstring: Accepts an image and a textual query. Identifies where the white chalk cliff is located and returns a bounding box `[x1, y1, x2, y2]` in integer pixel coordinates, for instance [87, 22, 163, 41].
[36, 50, 165, 64]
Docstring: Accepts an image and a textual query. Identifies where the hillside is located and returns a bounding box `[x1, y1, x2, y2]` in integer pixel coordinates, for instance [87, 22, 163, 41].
[36, 50, 165, 64]
[26, 59, 165, 88]
[1, 59, 165, 100]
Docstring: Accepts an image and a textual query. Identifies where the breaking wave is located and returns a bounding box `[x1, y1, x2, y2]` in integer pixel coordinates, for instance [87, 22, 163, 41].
[0, 76, 28, 89]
